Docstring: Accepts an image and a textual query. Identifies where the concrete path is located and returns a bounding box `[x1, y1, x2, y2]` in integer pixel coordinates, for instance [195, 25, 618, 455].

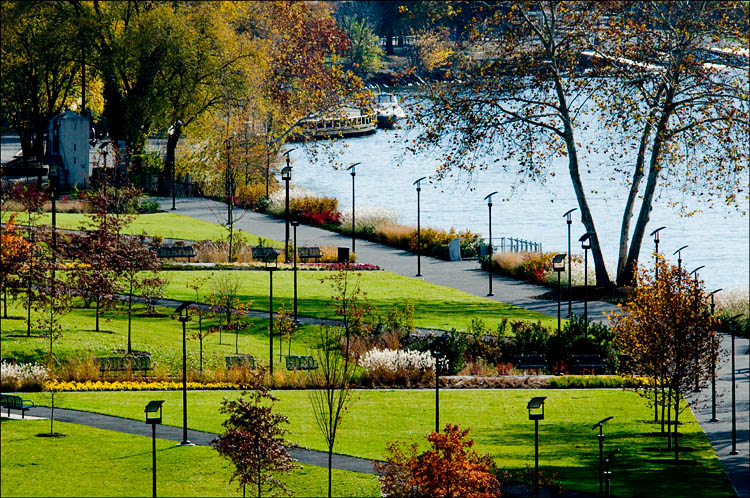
[686, 333, 750, 498]
[155, 197, 617, 322]
[21, 405, 378, 475]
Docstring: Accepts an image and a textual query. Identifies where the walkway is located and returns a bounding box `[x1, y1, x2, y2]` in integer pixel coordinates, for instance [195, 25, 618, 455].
[155, 197, 616, 322]
[686, 333, 750, 498]
[22, 405, 378, 474]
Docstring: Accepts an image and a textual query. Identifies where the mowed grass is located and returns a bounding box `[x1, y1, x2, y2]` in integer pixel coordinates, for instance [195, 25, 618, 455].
[0, 301, 316, 373]
[21, 389, 734, 498]
[3, 211, 279, 245]
[160, 270, 556, 331]
[0, 419, 379, 497]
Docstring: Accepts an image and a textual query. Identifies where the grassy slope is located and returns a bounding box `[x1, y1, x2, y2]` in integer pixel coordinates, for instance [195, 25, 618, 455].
[3, 212, 280, 245]
[160, 270, 556, 331]
[1, 301, 317, 372]
[0, 420, 379, 497]
[21, 389, 734, 498]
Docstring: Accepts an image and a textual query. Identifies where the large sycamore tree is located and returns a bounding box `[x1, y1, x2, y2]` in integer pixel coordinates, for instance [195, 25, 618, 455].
[410, 1, 749, 286]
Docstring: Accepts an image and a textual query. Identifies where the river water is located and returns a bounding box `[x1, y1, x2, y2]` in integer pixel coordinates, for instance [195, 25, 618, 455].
[283, 108, 749, 291]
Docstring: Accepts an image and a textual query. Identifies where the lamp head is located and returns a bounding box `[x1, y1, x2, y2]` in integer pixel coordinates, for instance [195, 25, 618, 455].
[707, 288, 723, 299]
[291, 220, 300, 228]
[483, 191, 499, 205]
[527, 396, 546, 420]
[413, 176, 427, 189]
[175, 301, 193, 322]
[552, 253, 566, 272]
[281, 165, 292, 181]
[649, 226, 666, 242]
[145, 400, 164, 424]
[673, 245, 688, 256]
[347, 162, 360, 175]
[592, 416, 614, 429]
[689, 265, 705, 278]
[579, 232, 594, 250]
[563, 208, 577, 222]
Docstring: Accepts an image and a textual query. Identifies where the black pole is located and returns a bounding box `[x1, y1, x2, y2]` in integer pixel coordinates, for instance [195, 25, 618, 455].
[604, 457, 611, 498]
[171, 146, 176, 210]
[567, 215, 573, 317]
[487, 201, 494, 296]
[435, 359, 439, 433]
[654, 237, 659, 280]
[181, 318, 190, 445]
[269, 269, 274, 376]
[351, 168, 356, 254]
[534, 418, 539, 498]
[598, 426, 604, 498]
[293, 224, 298, 324]
[584, 247, 589, 333]
[557, 270, 561, 335]
[284, 176, 290, 263]
[152, 423, 157, 498]
[416, 185, 422, 277]
[710, 294, 718, 422]
[730, 328, 738, 454]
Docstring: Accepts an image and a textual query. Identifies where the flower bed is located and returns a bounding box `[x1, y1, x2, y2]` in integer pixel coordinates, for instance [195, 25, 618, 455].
[45, 380, 240, 392]
[161, 262, 381, 271]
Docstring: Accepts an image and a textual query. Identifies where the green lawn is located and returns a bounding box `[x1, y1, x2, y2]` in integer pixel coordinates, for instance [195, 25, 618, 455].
[4, 212, 279, 245]
[0, 301, 317, 373]
[0, 419, 379, 497]
[159, 270, 556, 331]
[21, 389, 734, 498]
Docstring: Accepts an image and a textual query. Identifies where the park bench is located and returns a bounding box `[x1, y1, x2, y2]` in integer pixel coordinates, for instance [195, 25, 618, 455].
[285, 355, 318, 371]
[96, 356, 153, 375]
[1, 394, 35, 418]
[225, 355, 256, 370]
[513, 354, 547, 374]
[571, 354, 607, 374]
[298, 246, 323, 263]
[252, 247, 281, 265]
[156, 245, 197, 262]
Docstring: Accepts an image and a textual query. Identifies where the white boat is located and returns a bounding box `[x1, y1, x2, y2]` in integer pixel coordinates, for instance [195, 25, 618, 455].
[374, 93, 407, 129]
[289, 106, 376, 141]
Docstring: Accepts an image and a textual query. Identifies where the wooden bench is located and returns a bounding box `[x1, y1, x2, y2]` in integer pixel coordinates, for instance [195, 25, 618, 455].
[251, 247, 281, 265]
[225, 355, 257, 370]
[285, 355, 318, 371]
[157, 245, 197, 262]
[1, 394, 34, 418]
[571, 354, 607, 374]
[96, 356, 153, 374]
[298, 246, 323, 262]
[513, 354, 547, 373]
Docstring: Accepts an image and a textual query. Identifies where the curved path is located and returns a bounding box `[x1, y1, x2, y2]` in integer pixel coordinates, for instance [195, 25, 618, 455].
[155, 197, 616, 322]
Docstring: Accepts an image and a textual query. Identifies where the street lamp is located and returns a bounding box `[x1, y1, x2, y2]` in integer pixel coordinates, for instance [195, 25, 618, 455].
[563, 208, 577, 317]
[347, 162, 360, 254]
[673, 245, 688, 279]
[432, 335, 446, 434]
[688, 266, 705, 392]
[707, 288, 722, 422]
[528, 397, 546, 498]
[579, 232, 594, 332]
[174, 302, 193, 446]
[267, 267, 276, 376]
[552, 254, 566, 335]
[224, 134, 235, 263]
[414, 176, 427, 277]
[649, 226, 666, 279]
[484, 191, 499, 296]
[604, 449, 619, 498]
[145, 400, 165, 498]
[592, 416, 614, 498]
[281, 149, 296, 263]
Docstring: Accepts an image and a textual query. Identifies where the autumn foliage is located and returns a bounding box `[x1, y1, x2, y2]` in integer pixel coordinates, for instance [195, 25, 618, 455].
[376, 424, 502, 498]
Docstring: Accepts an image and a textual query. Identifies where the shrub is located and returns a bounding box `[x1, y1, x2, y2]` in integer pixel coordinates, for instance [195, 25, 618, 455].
[339, 206, 399, 237]
[138, 198, 160, 214]
[359, 348, 435, 387]
[1, 362, 48, 392]
[405, 329, 468, 375]
[235, 182, 278, 211]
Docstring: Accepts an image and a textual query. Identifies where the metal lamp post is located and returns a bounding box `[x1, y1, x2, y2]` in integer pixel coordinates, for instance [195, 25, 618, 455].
[432, 335, 446, 433]
[727, 313, 743, 455]
[267, 267, 276, 376]
[579, 233, 594, 332]
[689, 265, 706, 392]
[650, 226, 666, 279]
[224, 134, 235, 263]
[414, 177, 427, 277]
[592, 416, 614, 498]
[292, 220, 300, 325]
[673, 245, 688, 277]
[707, 288, 722, 422]
[169, 120, 182, 211]
[281, 149, 295, 263]
[145, 400, 165, 498]
[552, 254, 566, 335]
[528, 397, 546, 498]
[347, 162, 360, 254]
[484, 191, 498, 296]
[174, 302, 193, 446]
[563, 208, 577, 317]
